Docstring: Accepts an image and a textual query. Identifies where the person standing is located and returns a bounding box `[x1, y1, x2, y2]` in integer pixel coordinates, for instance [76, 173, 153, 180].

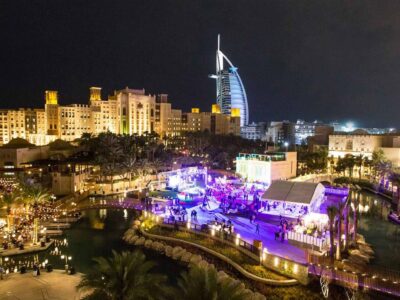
[255, 223, 260, 235]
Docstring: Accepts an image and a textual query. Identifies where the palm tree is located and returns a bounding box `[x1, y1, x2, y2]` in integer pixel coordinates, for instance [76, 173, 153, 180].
[389, 171, 400, 214]
[96, 133, 123, 192]
[343, 154, 356, 178]
[0, 190, 19, 215]
[79, 132, 93, 145]
[0, 190, 21, 229]
[77, 250, 168, 300]
[336, 201, 345, 260]
[354, 154, 364, 180]
[143, 131, 160, 162]
[343, 198, 350, 251]
[352, 190, 361, 244]
[19, 181, 50, 244]
[120, 135, 138, 188]
[327, 205, 338, 259]
[376, 160, 392, 190]
[371, 149, 385, 179]
[176, 265, 248, 300]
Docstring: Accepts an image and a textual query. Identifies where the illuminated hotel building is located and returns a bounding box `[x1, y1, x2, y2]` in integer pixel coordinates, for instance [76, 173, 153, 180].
[0, 88, 240, 147]
[236, 152, 297, 185]
[210, 35, 249, 127]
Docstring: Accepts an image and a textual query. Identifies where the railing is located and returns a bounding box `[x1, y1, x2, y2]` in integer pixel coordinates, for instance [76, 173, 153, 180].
[287, 231, 329, 251]
[162, 218, 261, 256]
[66, 199, 144, 213]
[308, 253, 400, 297]
[158, 217, 310, 283]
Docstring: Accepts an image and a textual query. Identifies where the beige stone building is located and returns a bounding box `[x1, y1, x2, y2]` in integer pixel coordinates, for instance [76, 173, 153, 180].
[328, 132, 400, 167]
[0, 88, 241, 147]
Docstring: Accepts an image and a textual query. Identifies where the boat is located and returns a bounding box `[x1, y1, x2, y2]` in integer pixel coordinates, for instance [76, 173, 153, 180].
[388, 212, 400, 225]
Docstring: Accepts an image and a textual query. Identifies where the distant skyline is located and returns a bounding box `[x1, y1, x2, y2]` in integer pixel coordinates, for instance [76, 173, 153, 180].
[1, 1, 400, 128]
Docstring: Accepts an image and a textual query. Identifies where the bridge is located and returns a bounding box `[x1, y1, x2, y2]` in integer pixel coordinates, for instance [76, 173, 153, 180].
[64, 199, 145, 214]
[308, 253, 400, 298]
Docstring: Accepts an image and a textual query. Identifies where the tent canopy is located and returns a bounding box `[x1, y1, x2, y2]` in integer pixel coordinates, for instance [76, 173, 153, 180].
[261, 180, 325, 205]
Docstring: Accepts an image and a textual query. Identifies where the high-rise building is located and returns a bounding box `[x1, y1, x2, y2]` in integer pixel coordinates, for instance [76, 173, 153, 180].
[241, 122, 267, 140]
[266, 121, 295, 146]
[294, 120, 333, 145]
[210, 35, 249, 127]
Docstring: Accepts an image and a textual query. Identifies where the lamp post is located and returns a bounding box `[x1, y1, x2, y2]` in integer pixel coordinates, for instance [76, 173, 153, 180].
[60, 255, 72, 271]
[284, 142, 289, 152]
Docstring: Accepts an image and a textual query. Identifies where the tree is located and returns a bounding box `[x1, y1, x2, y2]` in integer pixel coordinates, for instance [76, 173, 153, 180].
[354, 154, 365, 180]
[352, 191, 361, 244]
[20, 180, 50, 209]
[142, 131, 160, 162]
[77, 250, 168, 300]
[0, 190, 19, 215]
[18, 179, 50, 244]
[334, 157, 345, 175]
[176, 265, 248, 300]
[120, 135, 138, 188]
[0, 190, 21, 229]
[371, 149, 389, 182]
[336, 201, 346, 260]
[79, 132, 95, 150]
[376, 160, 392, 189]
[327, 205, 338, 259]
[342, 154, 356, 178]
[389, 171, 400, 214]
[343, 198, 350, 251]
[96, 133, 123, 192]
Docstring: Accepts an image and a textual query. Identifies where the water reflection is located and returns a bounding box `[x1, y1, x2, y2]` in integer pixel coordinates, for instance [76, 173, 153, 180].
[349, 190, 400, 270]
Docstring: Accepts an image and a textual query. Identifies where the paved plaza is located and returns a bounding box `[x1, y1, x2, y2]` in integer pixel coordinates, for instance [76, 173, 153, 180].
[0, 270, 85, 300]
[185, 202, 308, 264]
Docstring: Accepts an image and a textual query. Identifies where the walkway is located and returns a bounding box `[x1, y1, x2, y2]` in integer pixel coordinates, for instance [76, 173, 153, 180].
[186, 203, 308, 264]
[0, 240, 54, 257]
[0, 270, 86, 300]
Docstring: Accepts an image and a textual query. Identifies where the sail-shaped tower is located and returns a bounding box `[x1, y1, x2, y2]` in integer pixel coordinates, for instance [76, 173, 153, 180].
[210, 35, 249, 126]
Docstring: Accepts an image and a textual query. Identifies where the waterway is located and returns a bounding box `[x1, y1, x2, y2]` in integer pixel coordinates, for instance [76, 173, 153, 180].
[7, 208, 184, 280]
[351, 190, 400, 271]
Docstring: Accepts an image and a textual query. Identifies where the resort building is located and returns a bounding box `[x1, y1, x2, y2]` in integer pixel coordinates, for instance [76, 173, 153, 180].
[209, 35, 249, 127]
[0, 88, 240, 147]
[328, 132, 400, 167]
[235, 152, 297, 185]
[0, 139, 50, 168]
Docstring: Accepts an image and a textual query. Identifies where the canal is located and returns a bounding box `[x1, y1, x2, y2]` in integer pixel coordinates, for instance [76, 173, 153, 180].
[352, 190, 400, 271]
[8, 208, 184, 280]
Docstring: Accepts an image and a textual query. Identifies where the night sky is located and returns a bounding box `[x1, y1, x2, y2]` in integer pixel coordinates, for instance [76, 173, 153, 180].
[1, 1, 400, 127]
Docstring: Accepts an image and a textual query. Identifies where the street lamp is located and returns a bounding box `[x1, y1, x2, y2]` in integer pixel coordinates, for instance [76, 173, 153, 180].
[60, 255, 72, 271]
[284, 142, 289, 152]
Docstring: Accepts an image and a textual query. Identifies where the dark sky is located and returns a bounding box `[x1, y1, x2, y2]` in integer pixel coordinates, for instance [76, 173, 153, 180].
[1, 1, 400, 127]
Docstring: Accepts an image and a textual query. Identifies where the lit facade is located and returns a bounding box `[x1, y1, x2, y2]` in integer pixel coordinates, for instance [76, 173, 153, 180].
[0, 88, 241, 147]
[236, 152, 297, 184]
[0, 87, 156, 145]
[328, 133, 400, 169]
[210, 35, 249, 127]
[328, 134, 384, 159]
[181, 107, 240, 136]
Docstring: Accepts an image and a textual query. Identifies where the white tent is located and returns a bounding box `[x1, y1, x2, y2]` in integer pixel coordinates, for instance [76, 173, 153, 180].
[261, 180, 325, 212]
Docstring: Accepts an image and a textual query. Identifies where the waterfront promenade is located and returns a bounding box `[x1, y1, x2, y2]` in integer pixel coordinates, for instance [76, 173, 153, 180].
[0, 270, 84, 300]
